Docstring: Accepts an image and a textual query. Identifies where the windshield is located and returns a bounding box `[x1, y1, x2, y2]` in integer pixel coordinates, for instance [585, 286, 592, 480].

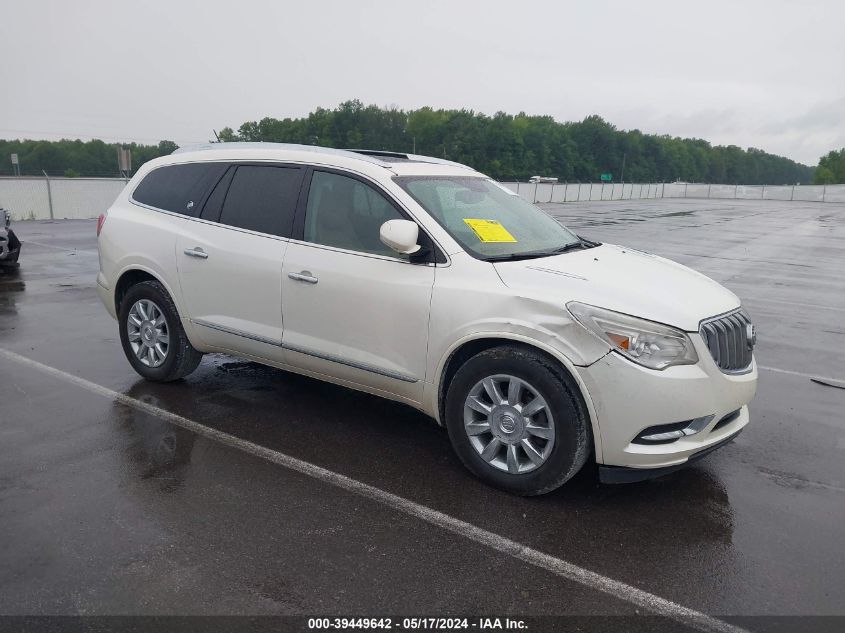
[394, 176, 581, 260]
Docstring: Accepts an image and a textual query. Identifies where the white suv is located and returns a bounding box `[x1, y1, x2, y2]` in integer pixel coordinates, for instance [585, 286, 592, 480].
[96, 143, 758, 495]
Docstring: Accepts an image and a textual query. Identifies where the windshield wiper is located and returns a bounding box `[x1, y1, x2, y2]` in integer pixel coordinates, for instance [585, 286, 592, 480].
[576, 235, 601, 248]
[546, 238, 602, 254]
[551, 241, 587, 254]
[485, 238, 600, 262]
[485, 251, 555, 262]
[485, 242, 582, 262]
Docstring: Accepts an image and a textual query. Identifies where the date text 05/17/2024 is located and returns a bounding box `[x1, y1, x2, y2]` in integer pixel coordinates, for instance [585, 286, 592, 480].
[307, 618, 528, 630]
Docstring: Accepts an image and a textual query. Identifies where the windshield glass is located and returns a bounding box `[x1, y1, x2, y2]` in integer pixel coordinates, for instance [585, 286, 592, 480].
[394, 176, 580, 260]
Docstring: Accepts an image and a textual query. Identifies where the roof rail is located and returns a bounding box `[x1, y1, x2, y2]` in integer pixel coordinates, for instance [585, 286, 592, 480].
[345, 149, 474, 171]
[172, 142, 394, 167]
[407, 154, 475, 170]
[346, 149, 410, 159]
[171, 142, 475, 171]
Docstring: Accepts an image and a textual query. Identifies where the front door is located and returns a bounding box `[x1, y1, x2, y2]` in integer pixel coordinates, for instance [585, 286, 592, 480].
[281, 169, 435, 402]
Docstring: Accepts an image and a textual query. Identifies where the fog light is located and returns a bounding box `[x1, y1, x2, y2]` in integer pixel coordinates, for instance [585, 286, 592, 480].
[640, 428, 686, 442]
[634, 415, 715, 445]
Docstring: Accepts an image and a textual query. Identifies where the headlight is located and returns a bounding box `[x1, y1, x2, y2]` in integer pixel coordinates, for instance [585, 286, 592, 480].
[567, 302, 698, 370]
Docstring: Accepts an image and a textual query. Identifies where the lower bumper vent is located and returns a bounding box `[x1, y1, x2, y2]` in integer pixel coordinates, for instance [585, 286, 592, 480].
[711, 409, 741, 433]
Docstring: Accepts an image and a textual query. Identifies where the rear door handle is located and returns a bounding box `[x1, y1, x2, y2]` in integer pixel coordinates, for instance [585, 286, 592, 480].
[288, 271, 318, 284]
[184, 247, 208, 259]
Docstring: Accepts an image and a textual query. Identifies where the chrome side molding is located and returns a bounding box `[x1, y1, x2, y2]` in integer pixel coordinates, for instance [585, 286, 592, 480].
[191, 319, 418, 383]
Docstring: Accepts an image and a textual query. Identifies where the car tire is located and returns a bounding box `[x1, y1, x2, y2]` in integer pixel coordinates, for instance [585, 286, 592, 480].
[118, 280, 203, 382]
[444, 344, 591, 495]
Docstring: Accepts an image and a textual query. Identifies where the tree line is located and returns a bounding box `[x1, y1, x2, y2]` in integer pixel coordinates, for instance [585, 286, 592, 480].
[0, 100, 833, 184]
[0, 138, 178, 178]
[813, 148, 845, 184]
[217, 100, 816, 185]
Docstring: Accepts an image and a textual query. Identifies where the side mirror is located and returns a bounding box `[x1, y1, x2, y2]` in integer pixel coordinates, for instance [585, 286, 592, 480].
[379, 219, 421, 255]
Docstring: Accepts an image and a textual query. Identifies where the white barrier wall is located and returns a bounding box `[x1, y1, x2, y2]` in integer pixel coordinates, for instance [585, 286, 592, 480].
[0, 178, 51, 220]
[0, 177, 127, 220]
[50, 178, 127, 220]
[502, 181, 845, 205]
[1, 176, 843, 221]
[508, 181, 685, 203]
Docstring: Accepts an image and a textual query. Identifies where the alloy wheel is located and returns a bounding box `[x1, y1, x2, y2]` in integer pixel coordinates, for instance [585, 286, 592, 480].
[463, 374, 555, 474]
[127, 299, 170, 368]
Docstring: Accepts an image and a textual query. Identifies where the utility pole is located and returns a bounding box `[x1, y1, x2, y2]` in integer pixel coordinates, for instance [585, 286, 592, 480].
[117, 146, 132, 180]
[620, 153, 626, 184]
[42, 170, 54, 220]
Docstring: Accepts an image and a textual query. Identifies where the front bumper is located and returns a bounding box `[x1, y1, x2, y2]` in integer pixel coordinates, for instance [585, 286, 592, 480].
[575, 333, 757, 470]
[598, 429, 743, 483]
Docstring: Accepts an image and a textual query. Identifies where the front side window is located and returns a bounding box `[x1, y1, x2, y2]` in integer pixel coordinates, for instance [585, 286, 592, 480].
[395, 176, 581, 261]
[303, 170, 407, 258]
[132, 162, 227, 216]
[218, 165, 303, 237]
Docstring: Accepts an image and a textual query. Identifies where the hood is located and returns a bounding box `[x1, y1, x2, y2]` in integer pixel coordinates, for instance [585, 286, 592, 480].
[493, 244, 740, 332]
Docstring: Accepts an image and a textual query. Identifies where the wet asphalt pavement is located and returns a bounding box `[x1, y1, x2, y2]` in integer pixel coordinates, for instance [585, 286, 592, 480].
[0, 199, 843, 629]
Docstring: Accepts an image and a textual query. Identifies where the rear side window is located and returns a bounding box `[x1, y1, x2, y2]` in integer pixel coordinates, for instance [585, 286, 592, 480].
[200, 166, 235, 222]
[218, 165, 303, 237]
[132, 163, 227, 216]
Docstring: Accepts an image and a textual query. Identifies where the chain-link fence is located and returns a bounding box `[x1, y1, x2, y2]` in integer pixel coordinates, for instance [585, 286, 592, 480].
[0, 176, 128, 220]
[502, 181, 845, 204]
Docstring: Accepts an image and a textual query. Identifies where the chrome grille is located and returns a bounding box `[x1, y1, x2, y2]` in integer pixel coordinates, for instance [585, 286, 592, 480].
[699, 309, 754, 373]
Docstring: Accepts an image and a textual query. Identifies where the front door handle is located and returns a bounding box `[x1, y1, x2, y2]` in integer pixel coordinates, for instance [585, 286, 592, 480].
[288, 271, 318, 284]
[184, 247, 208, 259]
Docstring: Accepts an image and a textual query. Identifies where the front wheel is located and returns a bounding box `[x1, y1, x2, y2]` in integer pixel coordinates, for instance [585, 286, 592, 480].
[118, 280, 203, 382]
[444, 345, 591, 495]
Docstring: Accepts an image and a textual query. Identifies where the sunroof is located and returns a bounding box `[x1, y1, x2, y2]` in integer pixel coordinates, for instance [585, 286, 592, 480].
[346, 149, 411, 161]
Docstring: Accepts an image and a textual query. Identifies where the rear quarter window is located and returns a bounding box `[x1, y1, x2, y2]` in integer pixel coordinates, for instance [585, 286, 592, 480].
[132, 163, 227, 216]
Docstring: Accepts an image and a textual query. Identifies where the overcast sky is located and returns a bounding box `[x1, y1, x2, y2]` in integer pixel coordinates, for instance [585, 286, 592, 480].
[1, 0, 843, 165]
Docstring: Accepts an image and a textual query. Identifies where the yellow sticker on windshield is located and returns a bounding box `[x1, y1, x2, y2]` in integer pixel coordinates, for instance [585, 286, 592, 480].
[463, 218, 517, 243]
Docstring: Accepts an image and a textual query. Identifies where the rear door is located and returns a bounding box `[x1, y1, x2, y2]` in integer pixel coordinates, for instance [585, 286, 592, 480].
[129, 161, 230, 306]
[176, 163, 304, 357]
[280, 168, 436, 402]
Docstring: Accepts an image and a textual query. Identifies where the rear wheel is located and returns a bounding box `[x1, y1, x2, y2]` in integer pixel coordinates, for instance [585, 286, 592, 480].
[444, 345, 590, 495]
[118, 280, 202, 382]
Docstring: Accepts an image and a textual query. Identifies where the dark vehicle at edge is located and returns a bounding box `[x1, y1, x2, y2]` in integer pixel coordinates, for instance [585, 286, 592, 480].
[0, 208, 21, 267]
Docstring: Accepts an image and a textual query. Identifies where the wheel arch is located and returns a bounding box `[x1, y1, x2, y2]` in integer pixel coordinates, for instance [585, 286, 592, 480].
[434, 334, 604, 463]
[113, 266, 182, 320]
[114, 265, 205, 382]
